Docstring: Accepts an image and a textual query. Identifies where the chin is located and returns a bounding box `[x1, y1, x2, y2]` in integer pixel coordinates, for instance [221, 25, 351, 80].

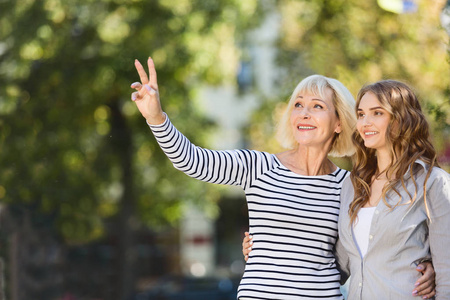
[363, 142, 375, 149]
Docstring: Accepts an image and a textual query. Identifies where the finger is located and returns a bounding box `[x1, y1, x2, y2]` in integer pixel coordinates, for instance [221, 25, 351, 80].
[416, 263, 425, 273]
[417, 285, 433, 296]
[413, 277, 434, 296]
[243, 237, 253, 247]
[131, 91, 140, 101]
[134, 59, 149, 85]
[244, 255, 248, 262]
[416, 262, 429, 274]
[144, 84, 156, 96]
[130, 82, 142, 90]
[242, 240, 250, 251]
[421, 290, 435, 299]
[148, 57, 158, 89]
[414, 281, 432, 295]
[415, 287, 434, 298]
[413, 274, 432, 292]
[416, 264, 432, 281]
[131, 82, 147, 99]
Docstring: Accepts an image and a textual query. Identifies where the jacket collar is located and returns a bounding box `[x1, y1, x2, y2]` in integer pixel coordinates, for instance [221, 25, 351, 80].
[403, 159, 429, 181]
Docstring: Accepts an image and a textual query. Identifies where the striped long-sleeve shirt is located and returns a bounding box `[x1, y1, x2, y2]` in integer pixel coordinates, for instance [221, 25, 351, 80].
[149, 115, 349, 300]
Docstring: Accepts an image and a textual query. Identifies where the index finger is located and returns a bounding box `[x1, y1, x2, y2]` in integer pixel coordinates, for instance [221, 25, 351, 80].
[134, 59, 149, 85]
[147, 57, 158, 88]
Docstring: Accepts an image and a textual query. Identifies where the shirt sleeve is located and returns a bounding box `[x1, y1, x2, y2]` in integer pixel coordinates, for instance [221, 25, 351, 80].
[336, 176, 353, 285]
[427, 169, 450, 299]
[148, 114, 272, 190]
[334, 237, 350, 285]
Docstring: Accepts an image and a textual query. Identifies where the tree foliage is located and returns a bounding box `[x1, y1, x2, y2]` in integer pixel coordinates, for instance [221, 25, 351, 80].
[0, 0, 263, 242]
[248, 0, 450, 166]
[0, 1, 265, 298]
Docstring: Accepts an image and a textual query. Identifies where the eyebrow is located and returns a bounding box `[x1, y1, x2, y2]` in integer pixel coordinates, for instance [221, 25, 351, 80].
[297, 95, 327, 103]
[357, 106, 384, 111]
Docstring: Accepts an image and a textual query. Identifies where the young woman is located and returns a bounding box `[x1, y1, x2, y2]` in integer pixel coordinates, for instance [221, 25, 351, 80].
[337, 80, 449, 299]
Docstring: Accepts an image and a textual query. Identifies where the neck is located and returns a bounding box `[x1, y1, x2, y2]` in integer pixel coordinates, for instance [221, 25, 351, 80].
[279, 146, 335, 176]
[375, 149, 394, 178]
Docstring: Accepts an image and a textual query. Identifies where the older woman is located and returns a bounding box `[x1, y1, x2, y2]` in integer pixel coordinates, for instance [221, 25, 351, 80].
[130, 58, 433, 299]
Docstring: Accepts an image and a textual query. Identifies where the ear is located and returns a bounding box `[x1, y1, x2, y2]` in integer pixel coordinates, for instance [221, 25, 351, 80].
[335, 122, 342, 134]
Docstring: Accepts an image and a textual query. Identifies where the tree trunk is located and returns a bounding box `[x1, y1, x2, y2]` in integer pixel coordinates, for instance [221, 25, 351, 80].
[109, 99, 137, 300]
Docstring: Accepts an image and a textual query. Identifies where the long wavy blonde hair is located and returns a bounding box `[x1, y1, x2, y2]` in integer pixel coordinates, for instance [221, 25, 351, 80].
[349, 80, 439, 224]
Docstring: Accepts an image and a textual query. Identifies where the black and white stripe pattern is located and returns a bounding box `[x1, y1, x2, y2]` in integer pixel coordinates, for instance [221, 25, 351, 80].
[150, 116, 349, 300]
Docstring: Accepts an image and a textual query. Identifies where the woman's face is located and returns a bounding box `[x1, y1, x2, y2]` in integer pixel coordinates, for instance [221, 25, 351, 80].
[289, 88, 341, 149]
[356, 92, 391, 152]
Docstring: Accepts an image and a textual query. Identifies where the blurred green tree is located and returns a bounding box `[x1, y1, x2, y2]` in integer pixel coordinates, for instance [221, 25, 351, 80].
[248, 0, 450, 170]
[0, 0, 264, 298]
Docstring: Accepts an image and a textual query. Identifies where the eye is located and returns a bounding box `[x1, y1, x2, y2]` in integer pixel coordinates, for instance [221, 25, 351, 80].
[294, 102, 303, 108]
[357, 112, 365, 119]
[314, 104, 324, 109]
[374, 111, 383, 116]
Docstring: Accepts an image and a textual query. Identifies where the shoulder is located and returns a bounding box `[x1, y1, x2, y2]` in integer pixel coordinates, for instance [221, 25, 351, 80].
[426, 166, 450, 190]
[413, 164, 450, 207]
[412, 160, 450, 185]
[342, 174, 353, 189]
[412, 160, 448, 179]
[235, 149, 274, 159]
[430, 166, 450, 179]
[340, 168, 351, 179]
[340, 175, 354, 205]
[234, 149, 277, 167]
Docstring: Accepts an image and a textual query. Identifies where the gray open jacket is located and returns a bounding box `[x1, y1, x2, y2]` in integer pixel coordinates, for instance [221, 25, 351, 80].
[336, 160, 450, 299]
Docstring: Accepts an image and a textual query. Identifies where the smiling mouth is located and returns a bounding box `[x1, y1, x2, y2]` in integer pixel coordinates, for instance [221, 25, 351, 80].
[364, 131, 378, 136]
[297, 126, 316, 130]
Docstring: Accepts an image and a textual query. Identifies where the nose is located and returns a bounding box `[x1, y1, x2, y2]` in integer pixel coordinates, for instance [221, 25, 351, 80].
[299, 108, 311, 119]
[362, 116, 372, 127]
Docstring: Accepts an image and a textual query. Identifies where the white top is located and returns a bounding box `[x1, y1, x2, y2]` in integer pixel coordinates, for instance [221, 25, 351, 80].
[353, 207, 376, 257]
[149, 116, 350, 300]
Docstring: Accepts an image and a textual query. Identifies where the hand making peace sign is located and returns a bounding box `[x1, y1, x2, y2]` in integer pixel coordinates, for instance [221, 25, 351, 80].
[130, 57, 166, 125]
